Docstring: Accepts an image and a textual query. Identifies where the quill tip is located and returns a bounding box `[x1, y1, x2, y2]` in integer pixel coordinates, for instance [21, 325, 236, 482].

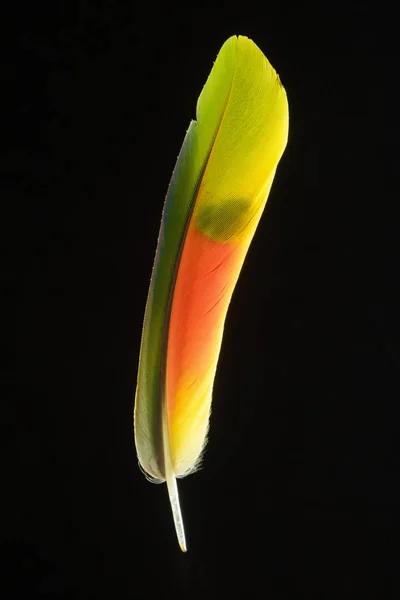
[165, 471, 187, 552]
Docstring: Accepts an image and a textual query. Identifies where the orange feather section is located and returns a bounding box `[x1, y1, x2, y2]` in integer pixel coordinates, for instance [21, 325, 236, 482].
[166, 206, 264, 476]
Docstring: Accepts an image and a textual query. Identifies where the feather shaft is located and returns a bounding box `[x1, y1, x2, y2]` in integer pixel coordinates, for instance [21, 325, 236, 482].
[162, 384, 187, 551]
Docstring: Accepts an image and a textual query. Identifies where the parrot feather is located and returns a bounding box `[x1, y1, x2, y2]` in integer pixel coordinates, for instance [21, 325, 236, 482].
[134, 35, 289, 551]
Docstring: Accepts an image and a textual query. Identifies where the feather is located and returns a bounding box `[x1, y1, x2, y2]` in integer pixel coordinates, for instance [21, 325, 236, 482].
[134, 35, 289, 551]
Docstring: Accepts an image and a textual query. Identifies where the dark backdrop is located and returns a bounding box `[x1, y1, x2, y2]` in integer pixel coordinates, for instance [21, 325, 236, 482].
[6, 1, 399, 598]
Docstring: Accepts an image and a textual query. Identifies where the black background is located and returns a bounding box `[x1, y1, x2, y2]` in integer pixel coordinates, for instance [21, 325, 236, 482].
[6, 1, 400, 598]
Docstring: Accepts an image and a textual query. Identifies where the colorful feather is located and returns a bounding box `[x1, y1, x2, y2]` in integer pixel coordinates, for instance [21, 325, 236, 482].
[134, 35, 289, 551]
